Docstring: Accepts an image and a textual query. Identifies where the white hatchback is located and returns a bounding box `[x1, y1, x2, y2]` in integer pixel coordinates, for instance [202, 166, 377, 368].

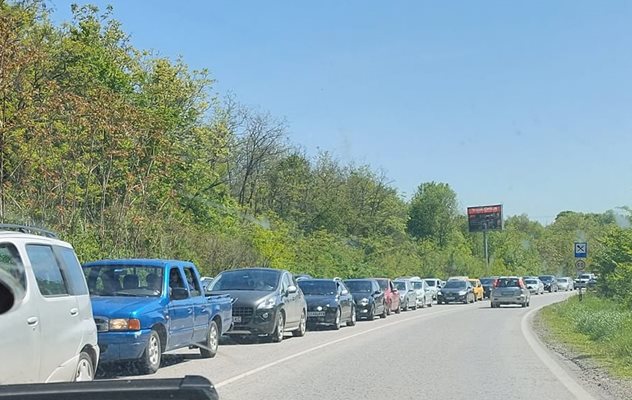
[0, 226, 99, 384]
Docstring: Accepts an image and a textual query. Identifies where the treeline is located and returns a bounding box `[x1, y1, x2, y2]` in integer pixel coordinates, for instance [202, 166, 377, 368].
[1, 2, 629, 284]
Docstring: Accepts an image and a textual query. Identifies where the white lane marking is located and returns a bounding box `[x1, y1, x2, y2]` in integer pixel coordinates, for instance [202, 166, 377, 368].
[521, 299, 596, 400]
[214, 306, 464, 388]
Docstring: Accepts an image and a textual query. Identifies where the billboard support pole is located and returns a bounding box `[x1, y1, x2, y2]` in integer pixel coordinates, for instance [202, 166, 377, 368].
[483, 222, 489, 273]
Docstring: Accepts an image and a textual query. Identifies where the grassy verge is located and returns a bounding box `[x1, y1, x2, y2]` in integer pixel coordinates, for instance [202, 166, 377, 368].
[540, 294, 632, 379]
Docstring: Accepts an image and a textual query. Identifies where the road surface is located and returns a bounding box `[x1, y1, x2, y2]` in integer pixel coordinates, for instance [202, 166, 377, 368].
[105, 291, 601, 400]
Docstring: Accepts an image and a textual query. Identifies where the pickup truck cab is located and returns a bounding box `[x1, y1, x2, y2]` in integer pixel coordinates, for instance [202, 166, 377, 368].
[82, 259, 232, 374]
[0, 226, 99, 384]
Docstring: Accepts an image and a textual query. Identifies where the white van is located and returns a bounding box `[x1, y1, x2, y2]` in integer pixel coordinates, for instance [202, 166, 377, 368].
[0, 225, 99, 384]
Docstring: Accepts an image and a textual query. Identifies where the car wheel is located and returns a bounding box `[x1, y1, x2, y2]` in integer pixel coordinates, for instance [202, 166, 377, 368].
[347, 306, 357, 326]
[427, 298, 432, 307]
[271, 312, 285, 343]
[332, 308, 342, 330]
[402, 300, 408, 311]
[395, 303, 401, 314]
[138, 330, 161, 374]
[74, 351, 94, 382]
[367, 306, 375, 321]
[386, 302, 392, 315]
[381, 302, 388, 318]
[521, 301, 527, 308]
[199, 320, 219, 358]
[293, 310, 307, 337]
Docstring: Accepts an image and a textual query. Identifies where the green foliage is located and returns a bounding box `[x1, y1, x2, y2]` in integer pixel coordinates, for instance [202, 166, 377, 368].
[407, 182, 458, 246]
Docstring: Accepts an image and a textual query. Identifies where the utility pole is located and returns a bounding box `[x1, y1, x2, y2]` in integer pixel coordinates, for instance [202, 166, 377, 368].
[483, 221, 489, 273]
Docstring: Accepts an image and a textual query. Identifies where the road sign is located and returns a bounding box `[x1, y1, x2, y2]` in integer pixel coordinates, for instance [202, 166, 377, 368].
[467, 204, 503, 232]
[574, 242, 587, 258]
[575, 259, 586, 270]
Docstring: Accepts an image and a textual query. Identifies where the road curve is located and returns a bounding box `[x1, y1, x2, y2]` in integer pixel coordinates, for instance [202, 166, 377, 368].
[108, 292, 598, 400]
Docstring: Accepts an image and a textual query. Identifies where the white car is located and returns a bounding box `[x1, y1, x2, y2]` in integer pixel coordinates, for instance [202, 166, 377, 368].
[423, 278, 442, 300]
[557, 277, 574, 291]
[410, 278, 434, 308]
[524, 278, 545, 295]
[0, 225, 99, 384]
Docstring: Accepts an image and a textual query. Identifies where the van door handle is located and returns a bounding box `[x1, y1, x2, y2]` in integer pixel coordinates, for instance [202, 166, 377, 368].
[27, 317, 39, 326]
[70, 308, 79, 316]
[187, 307, 193, 314]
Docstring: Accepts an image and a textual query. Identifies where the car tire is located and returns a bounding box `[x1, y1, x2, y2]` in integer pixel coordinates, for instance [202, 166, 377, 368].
[138, 330, 161, 374]
[420, 297, 426, 309]
[521, 301, 527, 308]
[293, 310, 307, 337]
[427, 298, 432, 307]
[333, 308, 342, 330]
[271, 312, 285, 343]
[395, 303, 401, 314]
[74, 351, 94, 382]
[402, 300, 408, 311]
[199, 320, 219, 358]
[367, 306, 375, 321]
[347, 306, 357, 326]
[386, 302, 392, 316]
[380, 302, 388, 318]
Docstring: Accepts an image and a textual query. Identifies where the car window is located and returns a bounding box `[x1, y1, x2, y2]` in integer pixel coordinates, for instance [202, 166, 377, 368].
[26, 244, 68, 296]
[168, 267, 187, 293]
[280, 273, 290, 293]
[83, 265, 163, 297]
[183, 267, 201, 296]
[55, 246, 88, 295]
[0, 243, 26, 300]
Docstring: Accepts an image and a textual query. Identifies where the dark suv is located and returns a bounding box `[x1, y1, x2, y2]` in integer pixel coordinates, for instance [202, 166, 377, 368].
[209, 268, 307, 342]
[538, 275, 558, 292]
[344, 279, 387, 320]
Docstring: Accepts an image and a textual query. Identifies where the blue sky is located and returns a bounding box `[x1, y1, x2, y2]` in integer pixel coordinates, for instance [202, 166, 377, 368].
[49, 0, 632, 223]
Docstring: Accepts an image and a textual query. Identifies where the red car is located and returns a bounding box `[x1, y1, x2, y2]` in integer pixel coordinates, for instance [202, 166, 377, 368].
[375, 278, 401, 315]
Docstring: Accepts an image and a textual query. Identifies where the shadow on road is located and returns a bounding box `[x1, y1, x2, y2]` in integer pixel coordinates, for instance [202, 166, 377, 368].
[96, 353, 202, 379]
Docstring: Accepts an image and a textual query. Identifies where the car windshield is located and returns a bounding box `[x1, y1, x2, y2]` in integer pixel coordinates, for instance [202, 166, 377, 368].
[525, 279, 537, 284]
[557, 278, 567, 282]
[83, 265, 163, 297]
[580, 274, 592, 279]
[394, 281, 408, 291]
[345, 280, 373, 293]
[443, 280, 466, 289]
[376, 279, 389, 290]
[412, 281, 423, 289]
[497, 278, 521, 288]
[539, 276, 553, 282]
[480, 278, 494, 285]
[298, 280, 336, 295]
[210, 270, 280, 291]
[424, 280, 436, 287]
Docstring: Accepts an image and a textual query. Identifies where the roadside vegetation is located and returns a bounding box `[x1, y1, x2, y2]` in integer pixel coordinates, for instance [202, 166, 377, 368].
[1, 1, 630, 282]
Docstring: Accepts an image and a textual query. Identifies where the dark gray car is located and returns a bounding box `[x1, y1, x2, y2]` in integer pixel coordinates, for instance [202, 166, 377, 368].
[209, 268, 307, 342]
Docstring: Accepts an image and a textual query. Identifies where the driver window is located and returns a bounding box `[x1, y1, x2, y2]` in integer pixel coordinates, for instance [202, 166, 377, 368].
[280, 273, 289, 293]
[168, 267, 186, 290]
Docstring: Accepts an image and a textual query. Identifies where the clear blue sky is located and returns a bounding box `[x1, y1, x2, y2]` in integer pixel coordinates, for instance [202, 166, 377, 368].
[49, 0, 632, 224]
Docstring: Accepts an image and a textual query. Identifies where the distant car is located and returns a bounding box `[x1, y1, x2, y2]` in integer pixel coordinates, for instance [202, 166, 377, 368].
[200, 276, 214, 291]
[423, 278, 441, 300]
[295, 274, 313, 281]
[538, 275, 558, 292]
[479, 277, 497, 299]
[523, 278, 544, 295]
[344, 279, 387, 320]
[0, 227, 99, 384]
[375, 278, 401, 314]
[410, 278, 433, 308]
[491, 277, 531, 308]
[437, 279, 474, 304]
[209, 268, 307, 342]
[575, 273, 596, 289]
[393, 279, 419, 310]
[556, 277, 574, 291]
[297, 279, 355, 329]
[448, 276, 470, 281]
[468, 279, 484, 301]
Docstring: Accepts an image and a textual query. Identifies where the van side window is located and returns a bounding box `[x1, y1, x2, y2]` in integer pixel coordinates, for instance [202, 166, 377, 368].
[183, 267, 201, 297]
[55, 246, 88, 295]
[0, 243, 26, 300]
[26, 244, 68, 296]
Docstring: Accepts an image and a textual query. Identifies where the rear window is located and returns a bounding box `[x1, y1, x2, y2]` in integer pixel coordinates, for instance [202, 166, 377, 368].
[27, 244, 68, 296]
[0, 243, 25, 300]
[345, 280, 373, 293]
[497, 278, 521, 288]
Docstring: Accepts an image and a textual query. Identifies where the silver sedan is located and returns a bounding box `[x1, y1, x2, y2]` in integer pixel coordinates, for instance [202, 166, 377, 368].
[557, 277, 575, 291]
[524, 278, 544, 295]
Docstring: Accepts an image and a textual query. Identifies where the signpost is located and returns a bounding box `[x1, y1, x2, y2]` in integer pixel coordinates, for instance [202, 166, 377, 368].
[467, 204, 503, 273]
[575, 259, 586, 270]
[574, 242, 587, 258]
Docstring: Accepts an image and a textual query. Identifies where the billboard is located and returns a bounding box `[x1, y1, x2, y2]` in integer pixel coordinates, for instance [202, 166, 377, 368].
[467, 204, 503, 232]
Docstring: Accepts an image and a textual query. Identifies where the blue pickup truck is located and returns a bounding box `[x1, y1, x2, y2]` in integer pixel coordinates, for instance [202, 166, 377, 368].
[82, 259, 232, 374]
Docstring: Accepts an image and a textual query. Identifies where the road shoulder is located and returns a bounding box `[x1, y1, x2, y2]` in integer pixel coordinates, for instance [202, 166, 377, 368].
[532, 310, 632, 400]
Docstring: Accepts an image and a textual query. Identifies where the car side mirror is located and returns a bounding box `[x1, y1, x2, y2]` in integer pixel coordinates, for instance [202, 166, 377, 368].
[374, 290, 381, 296]
[287, 285, 298, 294]
[171, 287, 189, 300]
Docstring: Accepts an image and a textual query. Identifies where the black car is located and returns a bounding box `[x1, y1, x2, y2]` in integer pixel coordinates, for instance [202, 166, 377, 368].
[297, 279, 356, 329]
[343, 279, 387, 320]
[479, 277, 497, 299]
[209, 268, 307, 342]
[538, 275, 559, 292]
[437, 279, 475, 304]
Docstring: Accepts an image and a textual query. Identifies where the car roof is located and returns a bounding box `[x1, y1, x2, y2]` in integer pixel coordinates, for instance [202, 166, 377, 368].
[297, 278, 337, 283]
[344, 278, 376, 282]
[82, 259, 195, 268]
[0, 231, 73, 248]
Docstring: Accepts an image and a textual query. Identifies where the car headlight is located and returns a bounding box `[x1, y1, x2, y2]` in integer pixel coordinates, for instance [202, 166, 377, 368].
[108, 318, 141, 331]
[359, 298, 369, 306]
[458, 291, 466, 296]
[257, 297, 276, 309]
[437, 291, 443, 296]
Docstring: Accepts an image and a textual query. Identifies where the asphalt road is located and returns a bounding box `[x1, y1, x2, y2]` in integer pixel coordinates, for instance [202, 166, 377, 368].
[106, 291, 600, 400]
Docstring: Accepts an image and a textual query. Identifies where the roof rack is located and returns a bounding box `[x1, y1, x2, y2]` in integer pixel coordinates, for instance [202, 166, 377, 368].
[0, 224, 58, 238]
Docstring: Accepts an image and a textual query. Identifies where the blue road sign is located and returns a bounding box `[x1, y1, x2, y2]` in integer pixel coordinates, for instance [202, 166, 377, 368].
[574, 242, 587, 258]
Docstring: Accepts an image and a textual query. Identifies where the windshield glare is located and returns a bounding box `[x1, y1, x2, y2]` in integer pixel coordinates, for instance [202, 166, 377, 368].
[394, 281, 407, 290]
[210, 270, 280, 291]
[424, 280, 436, 287]
[444, 280, 466, 289]
[83, 265, 163, 297]
[298, 280, 336, 295]
[345, 280, 373, 293]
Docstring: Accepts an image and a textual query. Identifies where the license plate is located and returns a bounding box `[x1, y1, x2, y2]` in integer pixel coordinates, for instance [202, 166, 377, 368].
[307, 311, 325, 317]
[233, 316, 242, 323]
